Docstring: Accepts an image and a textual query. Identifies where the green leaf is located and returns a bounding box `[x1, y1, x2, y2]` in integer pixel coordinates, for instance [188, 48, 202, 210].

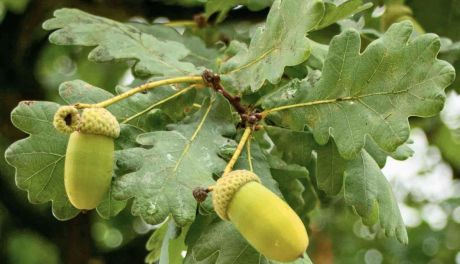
[184, 220, 312, 264]
[220, 0, 325, 92]
[305, 40, 329, 70]
[4, 80, 139, 220]
[4, 101, 79, 220]
[42, 8, 200, 77]
[145, 220, 168, 264]
[115, 124, 144, 150]
[184, 213, 215, 248]
[129, 24, 219, 71]
[314, 138, 407, 243]
[433, 123, 460, 171]
[265, 126, 318, 220]
[234, 138, 281, 195]
[364, 137, 413, 168]
[112, 95, 236, 226]
[95, 183, 127, 219]
[315, 0, 373, 30]
[440, 39, 460, 91]
[343, 150, 408, 244]
[269, 155, 317, 224]
[315, 140, 348, 196]
[115, 83, 196, 129]
[262, 21, 455, 159]
[205, 0, 273, 23]
[264, 126, 407, 242]
[159, 220, 189, 264]
[265, 126, 315, 167]
[315, 135, 412, 194]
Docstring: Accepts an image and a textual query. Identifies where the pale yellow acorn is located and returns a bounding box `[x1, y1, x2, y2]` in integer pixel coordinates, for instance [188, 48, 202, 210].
[212, 170, 308, 262]
[54, 106, 120, 210]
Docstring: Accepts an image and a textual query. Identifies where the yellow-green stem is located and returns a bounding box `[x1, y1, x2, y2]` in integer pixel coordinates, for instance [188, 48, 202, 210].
[223, 126, 252, 175]
[162, 20, 197, 27]
[75, 76, 203, 109]
[121, 84, 196, 124]
[246, 137, 253, 172]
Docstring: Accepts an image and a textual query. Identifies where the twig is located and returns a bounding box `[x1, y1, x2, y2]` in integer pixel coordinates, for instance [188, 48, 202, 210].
[202, 70, 246, 115]
[201, 70, 264, 128]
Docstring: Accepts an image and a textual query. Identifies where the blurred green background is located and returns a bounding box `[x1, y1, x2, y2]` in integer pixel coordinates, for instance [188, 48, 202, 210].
[0, 0, 459, 263]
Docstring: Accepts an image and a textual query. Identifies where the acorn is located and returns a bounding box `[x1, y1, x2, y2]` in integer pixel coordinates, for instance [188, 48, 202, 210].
[212, 170, 308, 262]
[54, 106, 120, 210]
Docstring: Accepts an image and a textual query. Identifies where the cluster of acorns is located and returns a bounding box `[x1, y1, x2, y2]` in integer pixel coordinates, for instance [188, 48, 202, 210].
[54, 106, 308, 262]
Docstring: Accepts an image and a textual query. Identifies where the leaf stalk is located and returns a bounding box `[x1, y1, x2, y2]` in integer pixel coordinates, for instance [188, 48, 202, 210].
[161, 14, 207, 28]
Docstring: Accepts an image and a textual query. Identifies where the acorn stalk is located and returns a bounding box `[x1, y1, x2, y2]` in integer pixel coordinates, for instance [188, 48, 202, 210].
[54, 106, 120, 210]
[212, 170, 308, 262]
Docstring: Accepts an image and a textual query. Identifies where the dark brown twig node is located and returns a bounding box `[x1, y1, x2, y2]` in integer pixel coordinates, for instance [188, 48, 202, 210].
[193, 187, 211, 203]
[202, 70, 264, 129]
[202, 70, 247, 115]
[193, 14, 208, 28]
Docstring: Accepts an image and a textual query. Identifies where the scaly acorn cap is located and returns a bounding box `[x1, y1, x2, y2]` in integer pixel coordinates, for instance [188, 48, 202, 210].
[78, 108, 120, 138]
[53, 106, 80, 134]
[212, 170, 260, 220]
[53, 106, 120, 138]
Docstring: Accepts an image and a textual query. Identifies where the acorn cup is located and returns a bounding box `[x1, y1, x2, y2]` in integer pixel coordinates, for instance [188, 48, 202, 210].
[212, 170, 309, 262]
[53, 106, 120, 210]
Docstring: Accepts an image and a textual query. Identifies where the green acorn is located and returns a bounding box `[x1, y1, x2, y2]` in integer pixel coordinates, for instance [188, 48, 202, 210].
[212, 170, 309, 262]
[54, 106, 120, 210]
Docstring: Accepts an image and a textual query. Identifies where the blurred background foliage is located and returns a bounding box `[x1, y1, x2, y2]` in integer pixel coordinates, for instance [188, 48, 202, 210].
[0, 0, 459, 263]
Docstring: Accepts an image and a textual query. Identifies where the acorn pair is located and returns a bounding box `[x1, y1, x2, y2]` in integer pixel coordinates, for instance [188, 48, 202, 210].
[54, 106, 308, 262]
